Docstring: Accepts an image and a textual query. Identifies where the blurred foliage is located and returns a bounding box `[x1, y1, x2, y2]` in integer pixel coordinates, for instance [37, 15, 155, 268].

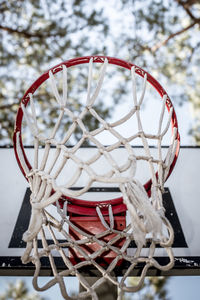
[124, 276, 170, 300]
[0, 0, 200, 144]
[0, 277, 170, 299]
[118, 0, 200, 143]
[0, 280, 47, 300]
[0, 0, 109, 144]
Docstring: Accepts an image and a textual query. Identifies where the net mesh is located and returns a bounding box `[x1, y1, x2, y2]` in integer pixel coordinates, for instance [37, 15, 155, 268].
[16, 57, 178, 299]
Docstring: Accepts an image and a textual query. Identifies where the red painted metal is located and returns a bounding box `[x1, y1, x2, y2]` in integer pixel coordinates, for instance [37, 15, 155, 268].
[69, 214, 126, 265]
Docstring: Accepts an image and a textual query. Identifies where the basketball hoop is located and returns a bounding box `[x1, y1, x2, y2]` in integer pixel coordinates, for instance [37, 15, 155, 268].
[13, 56, 180, 299]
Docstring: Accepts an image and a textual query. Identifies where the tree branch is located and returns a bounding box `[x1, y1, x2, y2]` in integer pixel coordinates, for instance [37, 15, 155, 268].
[149, 0, 200, 53]
[176, 0, 199, 21]
[0, 25, 57, 39]
[150, 20, 199, 53]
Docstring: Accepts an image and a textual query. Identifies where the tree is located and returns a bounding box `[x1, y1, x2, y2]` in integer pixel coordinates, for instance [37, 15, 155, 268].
[0, 0, 109, 144]
[116, 0, 200, 143]
[0, 0, 199, 144]
[124, 277, 170, 300]
[0, 280, 47, 300]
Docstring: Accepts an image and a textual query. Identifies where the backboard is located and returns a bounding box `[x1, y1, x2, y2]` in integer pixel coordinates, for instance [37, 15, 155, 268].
[0, 146, 200, 276]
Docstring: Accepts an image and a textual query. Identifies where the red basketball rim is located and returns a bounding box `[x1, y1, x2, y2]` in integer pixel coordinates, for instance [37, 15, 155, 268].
[13, 56, 180, 215]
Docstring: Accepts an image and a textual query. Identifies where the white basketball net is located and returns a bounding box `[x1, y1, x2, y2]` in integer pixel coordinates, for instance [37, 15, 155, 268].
[16, 57, 178, 299]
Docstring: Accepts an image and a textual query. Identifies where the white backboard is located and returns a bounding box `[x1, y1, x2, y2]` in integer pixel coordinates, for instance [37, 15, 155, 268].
[0, 146, 200, 276]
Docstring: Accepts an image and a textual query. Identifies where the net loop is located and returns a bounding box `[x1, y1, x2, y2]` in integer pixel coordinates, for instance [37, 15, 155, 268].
[96, 205, 114, 230]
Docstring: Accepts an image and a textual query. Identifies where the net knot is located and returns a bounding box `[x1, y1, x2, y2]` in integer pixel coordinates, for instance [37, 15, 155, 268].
[121, 138, 127, 145]
[148, 156, 154, 162]
[103, 122, 109, 130]
[134, 105, 140, 110]
[138, 131, 144, 137]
